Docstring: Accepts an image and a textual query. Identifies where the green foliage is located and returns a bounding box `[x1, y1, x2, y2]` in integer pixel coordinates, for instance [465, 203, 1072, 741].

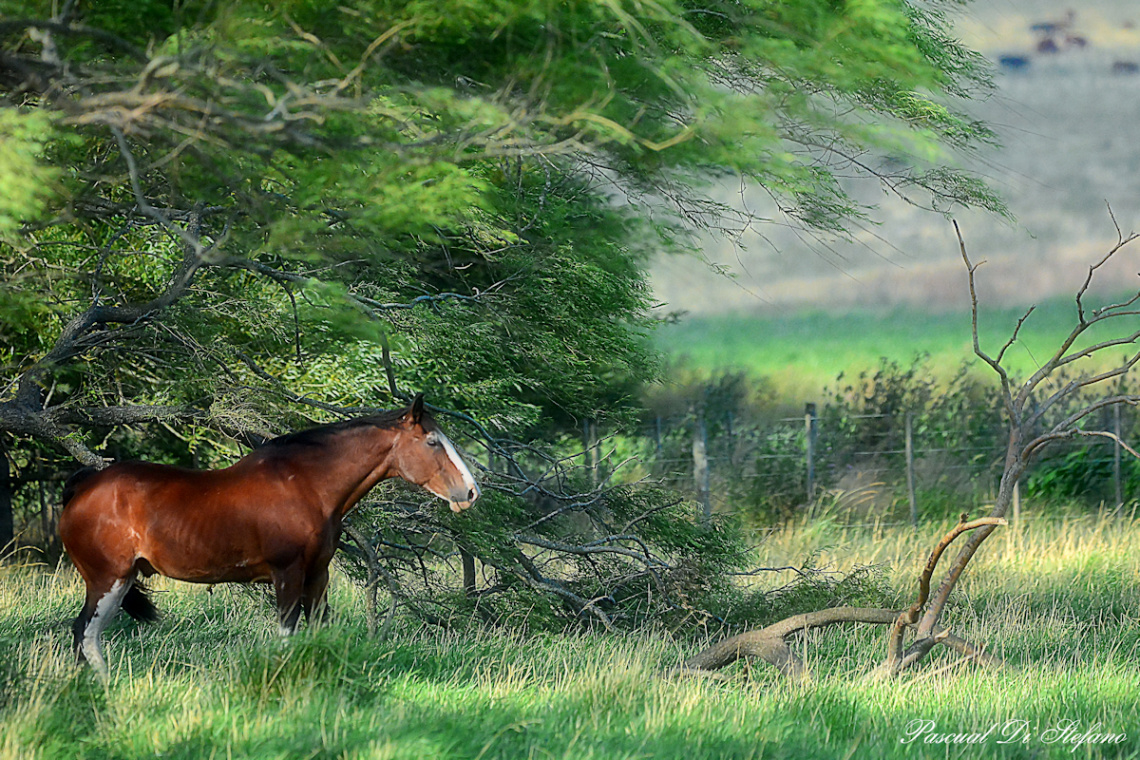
[0, 0, 1006, 446]
[2, 0, 1011, 628]
[738, 427, 812, 522]
[0, 109, 56, 241]
[821, 357, 1005, 467]
[1026, 446, 1140, 506]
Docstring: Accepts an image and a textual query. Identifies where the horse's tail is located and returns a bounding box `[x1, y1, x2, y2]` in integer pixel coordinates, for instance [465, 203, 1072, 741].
[122, 583, 159, 623]
[61, 466, 100, 506]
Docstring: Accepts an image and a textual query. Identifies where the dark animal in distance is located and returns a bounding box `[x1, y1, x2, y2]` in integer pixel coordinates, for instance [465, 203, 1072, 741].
[998, 55, 1031, 72]
[59, 394, 479, 677]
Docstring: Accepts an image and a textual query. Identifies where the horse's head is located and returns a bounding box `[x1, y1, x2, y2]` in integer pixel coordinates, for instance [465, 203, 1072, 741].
[393, 394, 481, 512]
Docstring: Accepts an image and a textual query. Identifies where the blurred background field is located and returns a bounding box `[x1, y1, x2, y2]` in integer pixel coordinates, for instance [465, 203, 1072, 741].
[652, 295, 1138, 403]
[640, 1, 1140, 530]
[651, 0, 1140, 322]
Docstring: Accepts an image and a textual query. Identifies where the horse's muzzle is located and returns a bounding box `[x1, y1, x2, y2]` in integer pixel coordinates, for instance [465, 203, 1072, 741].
[449, 485, 480, 512]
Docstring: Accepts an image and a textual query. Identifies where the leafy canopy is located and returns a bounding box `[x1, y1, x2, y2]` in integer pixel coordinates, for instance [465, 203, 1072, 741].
[0, 0, 1001, 455]
[0, 1, 1003, 624]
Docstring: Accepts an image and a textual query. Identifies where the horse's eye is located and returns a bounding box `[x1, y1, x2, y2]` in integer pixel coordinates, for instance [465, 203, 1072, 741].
[426, 435, 441, 447]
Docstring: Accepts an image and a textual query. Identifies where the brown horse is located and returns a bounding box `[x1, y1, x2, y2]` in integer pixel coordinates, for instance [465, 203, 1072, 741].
[59, 394, 479, 677]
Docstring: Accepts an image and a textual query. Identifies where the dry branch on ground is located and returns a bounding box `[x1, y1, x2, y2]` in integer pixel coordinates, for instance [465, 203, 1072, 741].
[677, 517, 1005, 681]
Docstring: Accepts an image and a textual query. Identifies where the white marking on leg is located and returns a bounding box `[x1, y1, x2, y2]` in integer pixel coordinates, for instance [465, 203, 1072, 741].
[82, 580, 128, 680]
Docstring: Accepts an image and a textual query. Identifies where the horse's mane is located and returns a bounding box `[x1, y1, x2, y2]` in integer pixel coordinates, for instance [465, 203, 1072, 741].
[260, 407, 437, 449]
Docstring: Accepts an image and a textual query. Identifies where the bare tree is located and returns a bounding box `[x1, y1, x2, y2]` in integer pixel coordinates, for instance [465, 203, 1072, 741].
[679, 217, 1140, 680]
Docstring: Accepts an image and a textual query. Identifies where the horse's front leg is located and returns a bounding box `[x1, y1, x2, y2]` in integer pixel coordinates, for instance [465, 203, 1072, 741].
[271, 562, 305, 635]
[302, 563, 331, 626]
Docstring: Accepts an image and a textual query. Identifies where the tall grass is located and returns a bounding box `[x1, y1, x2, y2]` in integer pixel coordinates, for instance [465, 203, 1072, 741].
[2, 512, 1138, 759]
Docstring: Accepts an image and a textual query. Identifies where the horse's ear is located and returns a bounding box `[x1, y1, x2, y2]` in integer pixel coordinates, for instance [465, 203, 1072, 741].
[409, 393, 425, 425]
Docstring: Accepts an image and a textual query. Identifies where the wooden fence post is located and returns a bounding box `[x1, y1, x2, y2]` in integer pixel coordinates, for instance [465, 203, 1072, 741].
[593, 420, 602, 485]
[693, 410, 711, 524]
[583, 418, 599, 488]
[725, 410, 735, 466]
[804, 403, 817, 506]
[1113, 402, 1123, 510]
[0, 440, 12, 551]
[905, 412, 918, 527]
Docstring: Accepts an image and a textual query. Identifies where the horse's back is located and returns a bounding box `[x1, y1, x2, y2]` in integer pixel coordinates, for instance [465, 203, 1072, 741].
[61, 457, 320, 584]
[62, 461, 197, 518]
[61, 462, 216, 558]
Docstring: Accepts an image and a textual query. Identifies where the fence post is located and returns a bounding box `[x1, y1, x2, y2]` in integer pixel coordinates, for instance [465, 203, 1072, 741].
[593, 420, 603, 484]
[38, 469, 49, 545]
[725, 410, 735, 466]
[693, 409, 711, 524]
[1113, 402, 1123, 510]
[804, 402, 817, 506]
[583, 418, 599, 488]
[1012, 479, 1021, 533]
[905, 412, 918, 527]
[0, 439, 12, 551]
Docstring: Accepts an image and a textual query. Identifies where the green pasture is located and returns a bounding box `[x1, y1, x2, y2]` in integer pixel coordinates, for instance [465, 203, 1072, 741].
[654, 297, 1134, 399]
[3, 513, 1138, 760]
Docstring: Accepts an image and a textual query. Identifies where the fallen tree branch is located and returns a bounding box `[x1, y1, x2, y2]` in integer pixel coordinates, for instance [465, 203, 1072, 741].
[678, 513, 1009, 683]
[885, 516, 1006, 676]
[676, 606, 1002, 682]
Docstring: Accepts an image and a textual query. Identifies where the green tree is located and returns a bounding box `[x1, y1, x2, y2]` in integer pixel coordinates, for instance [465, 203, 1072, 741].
[0, 0, 1001, 624]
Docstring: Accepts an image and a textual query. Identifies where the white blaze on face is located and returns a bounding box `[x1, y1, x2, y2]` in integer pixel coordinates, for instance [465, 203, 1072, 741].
[439, 433, 480, 511]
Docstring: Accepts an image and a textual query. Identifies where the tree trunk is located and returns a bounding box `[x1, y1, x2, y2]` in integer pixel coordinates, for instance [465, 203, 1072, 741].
[461, 548, 477, 597]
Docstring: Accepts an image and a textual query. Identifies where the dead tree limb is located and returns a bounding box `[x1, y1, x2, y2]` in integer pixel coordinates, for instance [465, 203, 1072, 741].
[679, 517, 1006, 682]
[884, 516, 1006, 676]
[680, 217, 1139, 683]
[917, 217, 1140, 637]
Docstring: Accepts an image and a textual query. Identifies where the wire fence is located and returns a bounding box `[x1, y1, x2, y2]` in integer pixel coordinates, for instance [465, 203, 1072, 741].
[4, 398, 1137, 554]
[588, 400, 1138, 526]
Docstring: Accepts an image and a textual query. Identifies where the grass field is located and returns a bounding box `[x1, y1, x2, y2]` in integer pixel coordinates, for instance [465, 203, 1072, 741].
[2, 511, 1138, 759]
[653, 297, 1136, 400]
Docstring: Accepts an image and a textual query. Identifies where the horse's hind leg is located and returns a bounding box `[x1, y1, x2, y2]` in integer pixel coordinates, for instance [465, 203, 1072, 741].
[73, 577, 132, 680]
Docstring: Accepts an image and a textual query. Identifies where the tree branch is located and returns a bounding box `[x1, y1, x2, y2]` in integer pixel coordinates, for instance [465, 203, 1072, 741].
[678, 603, 1003, 682]
[885, 516, 1005, 675]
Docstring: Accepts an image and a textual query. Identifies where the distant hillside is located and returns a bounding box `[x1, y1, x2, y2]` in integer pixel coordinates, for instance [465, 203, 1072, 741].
[650, 1, 1140, 315]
